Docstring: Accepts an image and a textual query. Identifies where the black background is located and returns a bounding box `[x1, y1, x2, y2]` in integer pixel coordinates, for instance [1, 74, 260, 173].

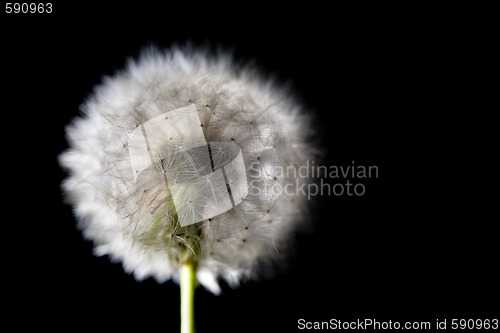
[2, 2, 497, 332]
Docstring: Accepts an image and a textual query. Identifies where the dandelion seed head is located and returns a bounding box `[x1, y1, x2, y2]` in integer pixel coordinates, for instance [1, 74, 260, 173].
[60, 46, 317, 294]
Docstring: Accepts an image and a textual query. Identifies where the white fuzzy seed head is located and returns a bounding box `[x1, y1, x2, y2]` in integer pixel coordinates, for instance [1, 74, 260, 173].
[60, 46, 316, 294]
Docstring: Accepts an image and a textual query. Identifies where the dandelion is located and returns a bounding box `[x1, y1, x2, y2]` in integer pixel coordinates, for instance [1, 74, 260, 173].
[60, 46, 317, 333]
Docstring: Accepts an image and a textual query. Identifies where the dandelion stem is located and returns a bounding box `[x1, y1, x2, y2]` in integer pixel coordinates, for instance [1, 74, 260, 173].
[180, 262, 196, 333]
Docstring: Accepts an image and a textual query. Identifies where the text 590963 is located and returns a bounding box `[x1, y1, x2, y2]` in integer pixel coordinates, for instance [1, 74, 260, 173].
[5, 3, 52, 14]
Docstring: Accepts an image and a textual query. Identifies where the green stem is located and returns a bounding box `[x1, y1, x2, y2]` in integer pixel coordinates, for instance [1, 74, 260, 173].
[180, 262, 196, 333]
